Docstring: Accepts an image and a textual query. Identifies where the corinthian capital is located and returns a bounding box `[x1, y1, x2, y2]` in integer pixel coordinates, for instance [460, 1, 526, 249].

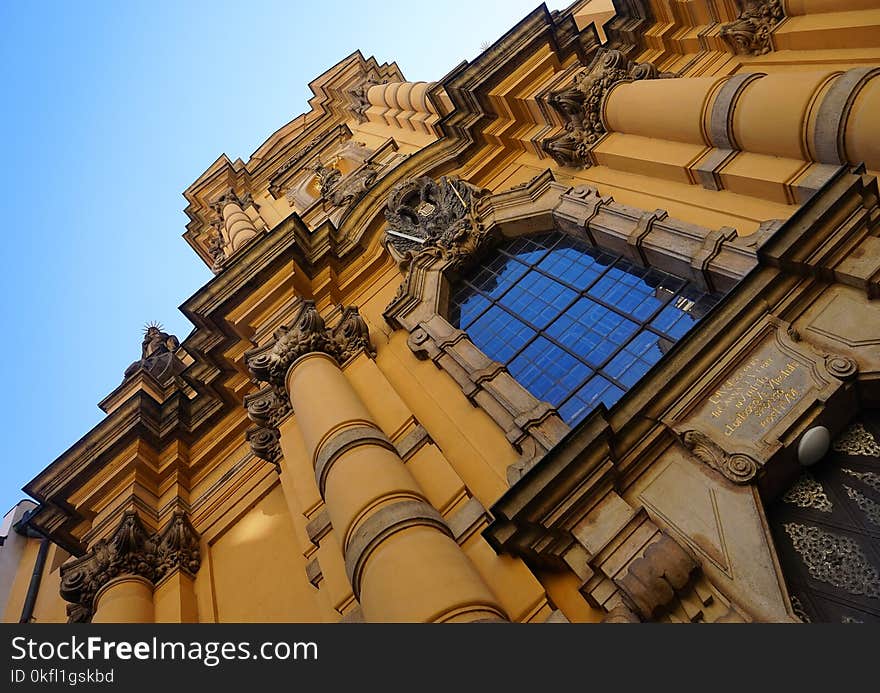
[245, 301, 333, 389]
[210, 187, 253, 216]
[720, 1, 785, 56]
[245, 301, 375, 391]
[542, 49, 670, 168]
[59, 510, 202, 623]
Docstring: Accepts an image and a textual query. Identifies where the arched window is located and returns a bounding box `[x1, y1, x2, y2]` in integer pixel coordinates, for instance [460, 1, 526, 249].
[449, 231, 722, 425]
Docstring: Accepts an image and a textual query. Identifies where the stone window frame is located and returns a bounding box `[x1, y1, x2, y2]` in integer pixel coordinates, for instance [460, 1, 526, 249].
[382, 170, 767, 483]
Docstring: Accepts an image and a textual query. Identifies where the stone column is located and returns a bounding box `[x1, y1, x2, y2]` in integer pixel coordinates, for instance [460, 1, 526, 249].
[92, 575, 154, 623]
[784, 0, 877, 15]
[602, 67, 880, 170]
[362, 81, 452, 134]
[213, 188, 259, 253]
[247, 302, 506, 623]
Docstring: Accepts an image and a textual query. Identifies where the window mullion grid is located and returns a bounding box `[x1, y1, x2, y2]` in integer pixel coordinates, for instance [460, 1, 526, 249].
[450, 231, 713, 426]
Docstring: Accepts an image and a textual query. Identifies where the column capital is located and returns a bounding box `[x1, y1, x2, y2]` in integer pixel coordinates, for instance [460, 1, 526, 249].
[245, 301, 375, 391]
[210, 187, 252, 216]
[542, 49, 671, 168]
[720, 0, 786, 56]
[154, 510, 201, 582]
[60, 510, 201, 623]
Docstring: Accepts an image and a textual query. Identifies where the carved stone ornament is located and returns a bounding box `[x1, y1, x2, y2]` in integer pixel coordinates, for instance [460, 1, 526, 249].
[59, 510, 201, 623]
[542, 49, 669, 168]
[313, 162, 379, 209]
[243, 384, 288, 470]
[154, 510, 201, 580]
[720, 0, 785, 56]
[268, 125, 351, 198]
[679, 430, 760, 484]
[245, 425, 282, 470]
[123, 322, 182, 383]
[245, 300, 376, 392]
[614, 533, 699, 620]
[348, 70, 387, 122]
[206, 219, 227, 271]
[383, 175, 486, 271]
[210, 187, 253, 217]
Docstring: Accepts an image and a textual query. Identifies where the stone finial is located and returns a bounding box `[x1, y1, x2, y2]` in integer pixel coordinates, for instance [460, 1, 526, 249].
[123, 322, 182, 382]
[720, 1, 785, 56]
[542, 49, 668, 168]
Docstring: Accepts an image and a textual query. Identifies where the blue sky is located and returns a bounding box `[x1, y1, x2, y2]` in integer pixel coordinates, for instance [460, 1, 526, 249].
[0, 1, 569, 518]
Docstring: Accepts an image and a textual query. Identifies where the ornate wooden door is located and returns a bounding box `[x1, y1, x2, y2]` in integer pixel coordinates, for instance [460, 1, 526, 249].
[768, 414, 880, 623]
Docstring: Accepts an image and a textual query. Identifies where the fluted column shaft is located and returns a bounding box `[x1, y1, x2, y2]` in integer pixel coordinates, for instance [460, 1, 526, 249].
[283, 351, 505, 623]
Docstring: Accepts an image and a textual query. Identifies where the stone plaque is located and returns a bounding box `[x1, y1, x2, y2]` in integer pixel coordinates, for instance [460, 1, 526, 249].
[706, 344, 808, 444]
[682, 322, 834, 459]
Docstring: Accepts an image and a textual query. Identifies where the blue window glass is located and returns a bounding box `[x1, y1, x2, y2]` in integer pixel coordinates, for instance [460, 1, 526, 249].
[449, 231, 722, 426]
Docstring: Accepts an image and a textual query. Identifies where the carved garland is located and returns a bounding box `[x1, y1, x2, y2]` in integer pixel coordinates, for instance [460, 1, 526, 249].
[59, 510, 200, 623]
[720, 0, 785, 56]
[542, 49, 670, 169]
[243, 302, 376, 467]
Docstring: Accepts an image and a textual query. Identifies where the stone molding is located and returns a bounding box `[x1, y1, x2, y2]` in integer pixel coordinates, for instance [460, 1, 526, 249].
[313, 425, 397, 497]
[720, 1, 785, 56]
[60, 510, 200, 623]
[343, 499, 451, 600]
[542, 48, 671, 168]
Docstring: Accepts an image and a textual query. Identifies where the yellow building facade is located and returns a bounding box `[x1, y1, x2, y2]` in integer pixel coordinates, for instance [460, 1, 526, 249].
[3, 0, 880, 624]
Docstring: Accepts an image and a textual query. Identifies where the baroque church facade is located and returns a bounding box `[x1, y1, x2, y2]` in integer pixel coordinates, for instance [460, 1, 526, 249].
[3, 0, 880, 623]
